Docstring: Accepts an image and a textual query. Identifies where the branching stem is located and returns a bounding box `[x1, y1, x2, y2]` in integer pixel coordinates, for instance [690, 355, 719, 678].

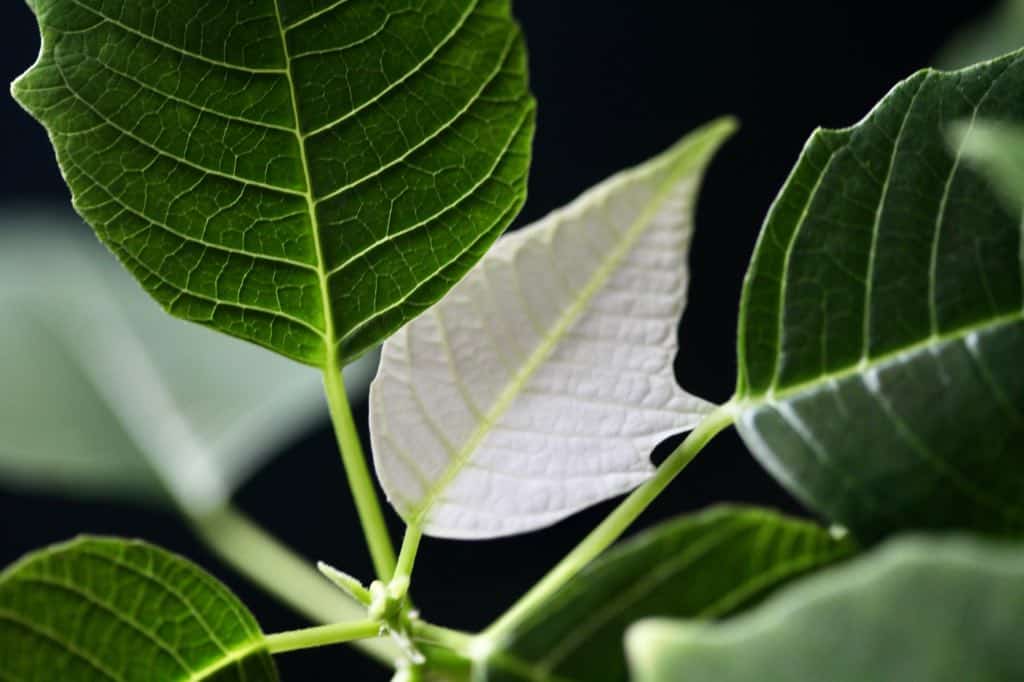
[482, 402, 737, 640]
[265, 620, 381, 655]
[190, 505, 396, 663]
[411, 622, 476, 652]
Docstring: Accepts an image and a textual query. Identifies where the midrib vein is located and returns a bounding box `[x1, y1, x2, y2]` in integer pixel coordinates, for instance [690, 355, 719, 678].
[186, 642, 266, 682]
[409, 155, 694, 524]
[752, 309, 1024, 406]
[271, 1, 335, 361]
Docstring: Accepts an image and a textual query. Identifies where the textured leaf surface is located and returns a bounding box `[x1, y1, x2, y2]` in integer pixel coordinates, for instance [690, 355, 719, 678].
[0, 209, 376, 513]
[370, 120, 734, 539]
[13, 0, 535, 368]
[736, 53, 1024, 539]
[956, 119, 1024, 211]
[0, 537, 277, 681]
[475, 507, 853, 682]
[628, 536, 1024, 682]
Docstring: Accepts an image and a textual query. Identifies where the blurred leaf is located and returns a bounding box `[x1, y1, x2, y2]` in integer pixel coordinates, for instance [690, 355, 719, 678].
[13, 0, 535, 367]
[735, 51, 1024, 540]
[0, 536, 278, 681]
[955, 119, 1024, 212]
[0, 208, 377, 513]
[937, 0, 1024, 69]
[370, 120, 733, 540]
[628, 536, 1024, 682]
[476, 507, 854, 682]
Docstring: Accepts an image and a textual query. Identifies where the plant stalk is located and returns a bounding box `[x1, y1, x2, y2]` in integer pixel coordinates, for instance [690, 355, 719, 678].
[190, 505, 396, 663]
[482, 402, 737, 640]
[412, 622, 476, 653]
[323, 359, 398, 581]
[265, 619, 381, 655]
[395, 525, 424, 584]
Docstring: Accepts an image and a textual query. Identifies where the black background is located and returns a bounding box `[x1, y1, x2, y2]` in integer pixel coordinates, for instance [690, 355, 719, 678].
[0, 1, 997, 679]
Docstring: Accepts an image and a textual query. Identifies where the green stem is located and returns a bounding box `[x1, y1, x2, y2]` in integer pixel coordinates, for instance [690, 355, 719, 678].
[482, 403, 737, 640]
[323, 360, 398, 581]
[395, 525, 424, 583]
[190, 506, 396, 663]
[265, 620, 381, 655]
[412, 622, 476, 653]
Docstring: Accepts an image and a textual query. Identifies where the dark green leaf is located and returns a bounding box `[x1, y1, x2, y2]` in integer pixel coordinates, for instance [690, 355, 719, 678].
[0, 537, 277, 681]
[12, 0, 535, 367]
[735, 52, 1024, 540]
[628, 536, 1024, 682]
[475, 507, 854, 682]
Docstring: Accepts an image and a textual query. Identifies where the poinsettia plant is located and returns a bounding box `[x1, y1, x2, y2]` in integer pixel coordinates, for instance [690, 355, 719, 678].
[4, 1, 1024, 680]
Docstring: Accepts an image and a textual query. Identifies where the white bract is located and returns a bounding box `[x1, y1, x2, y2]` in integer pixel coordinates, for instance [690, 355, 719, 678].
[370, 119, 735, 539]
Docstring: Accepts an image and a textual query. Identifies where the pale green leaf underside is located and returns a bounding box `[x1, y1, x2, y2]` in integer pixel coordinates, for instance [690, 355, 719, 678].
[956, 119, 1024, 212]
[936, 0, 1024, 69]
[475, 507, 853, 682]
[370, 120, 733, 539]
[736, 51, 1024, 539]
[628, 536, 1024, 682]
[0, 209, 377, 513]
[0, 537, 277, 681]
[13, 0, 535, 368]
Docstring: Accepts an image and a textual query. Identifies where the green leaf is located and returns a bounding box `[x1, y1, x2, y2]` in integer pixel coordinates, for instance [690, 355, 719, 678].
[955, 119, 1024, 212]
[936, 0, 1024, 69]
[627, 536, 1024, 682]
[735, 52, 1024, 539]
[473, 507, 854, 682]
[0, 208, 376, 514]
[0, 537, 278, 681]
[370, 120, 733, 539]
[12, 0, 535, 368]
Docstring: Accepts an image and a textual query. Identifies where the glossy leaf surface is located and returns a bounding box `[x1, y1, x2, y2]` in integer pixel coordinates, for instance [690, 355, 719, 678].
[736, 53, 1024, 539]
[476, 507, 853, 682]
[371, 120, 734, 538]
[628, 536, 1024, 682]
[0, 537, 277, 681]
[13, 0, 535, 367]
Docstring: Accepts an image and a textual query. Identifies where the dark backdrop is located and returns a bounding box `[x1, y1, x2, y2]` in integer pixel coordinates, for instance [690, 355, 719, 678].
[0, 2, 995, 678]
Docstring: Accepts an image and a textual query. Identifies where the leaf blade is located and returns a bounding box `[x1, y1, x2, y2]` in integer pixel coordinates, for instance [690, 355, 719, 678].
[370, 119, 735, 539]
[736, 52, 1024, 539]
[476, 507, 854, 682]
[0, 537, 277, 681]
[13, 0, 535, 367]
[0, 210, 375, 512]
[628, 536, 1024, 682]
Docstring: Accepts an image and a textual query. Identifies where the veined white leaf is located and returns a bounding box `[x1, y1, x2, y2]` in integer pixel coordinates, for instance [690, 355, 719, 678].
[370, 119, 736, 539]
[0, 208, 377, 514]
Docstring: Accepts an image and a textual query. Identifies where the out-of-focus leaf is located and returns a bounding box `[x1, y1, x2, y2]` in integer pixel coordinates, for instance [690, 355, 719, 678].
[475, 507, 853, 682]
[937, 1, 1024, 69]
[955, 119, 1024, 212]
[0, 536, 278, 681]
[370, 120, 734, 539]
[0, 208, 376, 513]
[628, 536, 1024, 682]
